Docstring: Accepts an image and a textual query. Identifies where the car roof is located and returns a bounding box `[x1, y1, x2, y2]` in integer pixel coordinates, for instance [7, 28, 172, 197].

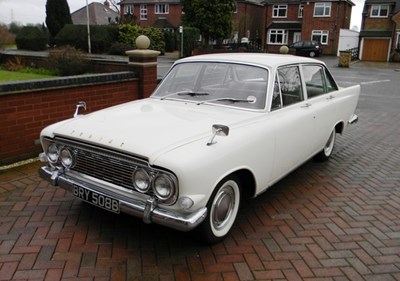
[176, 53, 324, 69]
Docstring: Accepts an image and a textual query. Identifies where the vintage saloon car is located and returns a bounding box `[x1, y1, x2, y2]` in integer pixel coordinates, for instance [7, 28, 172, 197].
[39, 54, 360, 243]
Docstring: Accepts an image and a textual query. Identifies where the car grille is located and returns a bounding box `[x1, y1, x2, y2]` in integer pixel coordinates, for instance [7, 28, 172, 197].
[55, 138, 149, 190]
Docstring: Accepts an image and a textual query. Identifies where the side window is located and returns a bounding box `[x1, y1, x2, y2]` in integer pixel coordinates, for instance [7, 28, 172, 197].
[303, 65, 338, 98]
[271, 74, 282, 110]
[277, 66, 303, 107]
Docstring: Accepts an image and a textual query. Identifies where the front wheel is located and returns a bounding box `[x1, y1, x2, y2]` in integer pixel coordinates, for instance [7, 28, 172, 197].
[314, 129, 336, 162]
[309, 51, 316, 57]
[198, 175, 241, 244]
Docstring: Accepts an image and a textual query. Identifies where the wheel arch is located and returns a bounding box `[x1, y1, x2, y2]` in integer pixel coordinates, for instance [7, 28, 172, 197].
[230, 168, 256, 200]
[335, 121, 345, 134]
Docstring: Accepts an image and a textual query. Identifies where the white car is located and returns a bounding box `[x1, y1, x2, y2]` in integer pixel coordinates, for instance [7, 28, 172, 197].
[39, 53, 360, 243]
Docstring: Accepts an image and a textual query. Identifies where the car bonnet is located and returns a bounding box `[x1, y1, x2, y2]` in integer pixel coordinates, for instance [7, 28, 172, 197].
[43, 98, 257, 163]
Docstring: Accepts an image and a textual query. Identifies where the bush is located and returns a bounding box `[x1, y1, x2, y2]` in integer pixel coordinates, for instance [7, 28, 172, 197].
[0, 24, 16, 48]
[163, 30, 176, 52]
[55, 24, 119, 53]
[118, 24, 165, 54]
[48, 46, 90, 76]
[109, 42, 133, 55]
[15, 26, 47, 51]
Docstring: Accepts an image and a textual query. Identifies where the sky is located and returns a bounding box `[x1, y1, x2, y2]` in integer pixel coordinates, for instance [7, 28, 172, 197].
[0, 0, 365, 30]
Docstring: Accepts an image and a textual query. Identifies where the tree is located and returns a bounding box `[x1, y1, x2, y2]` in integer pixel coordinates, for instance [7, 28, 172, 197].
[180, 0, 235, 47]
[45, 0, 72, 42]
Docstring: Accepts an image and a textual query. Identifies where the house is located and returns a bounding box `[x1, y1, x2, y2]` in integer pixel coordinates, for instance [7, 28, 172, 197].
[359, 0, 400, 61]
[117, 0, 354, 55]
[263, 0, 354, 55]
[233, 0, 266, 46]
[71, 1, 119, 25]
[118, 0, 182, 30]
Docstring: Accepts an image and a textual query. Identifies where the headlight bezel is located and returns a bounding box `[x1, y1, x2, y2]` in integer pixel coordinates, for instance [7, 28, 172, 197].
[132, 167, 178, 205]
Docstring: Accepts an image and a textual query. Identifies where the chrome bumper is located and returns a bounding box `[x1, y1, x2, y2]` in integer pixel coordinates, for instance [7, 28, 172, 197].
[348, 114, 359, 124]
[39, 166, 207, 232]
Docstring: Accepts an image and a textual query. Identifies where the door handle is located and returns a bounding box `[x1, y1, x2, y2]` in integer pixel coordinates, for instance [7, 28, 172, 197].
[327, 95, 335, 100]
[301, 103, 312, 108]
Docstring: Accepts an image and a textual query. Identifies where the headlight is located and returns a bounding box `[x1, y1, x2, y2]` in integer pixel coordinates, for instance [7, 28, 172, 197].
[153, 174, 175, 201]
[132, 168, 151, 192]
[60, 147, 75, 168]
[47, 143, 59, 164]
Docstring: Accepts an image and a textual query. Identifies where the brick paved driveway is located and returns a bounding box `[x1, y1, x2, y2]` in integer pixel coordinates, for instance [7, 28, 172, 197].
[1, 61, 400, 280]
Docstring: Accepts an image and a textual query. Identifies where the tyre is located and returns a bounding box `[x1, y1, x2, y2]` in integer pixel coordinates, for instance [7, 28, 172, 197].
[314, 129, 336, 162]
[198, 175, 241, 244]
[309, 51, 316, 57]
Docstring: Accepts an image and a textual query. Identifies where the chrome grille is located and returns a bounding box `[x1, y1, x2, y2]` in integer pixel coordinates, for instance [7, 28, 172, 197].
[55, 138, 149, 190]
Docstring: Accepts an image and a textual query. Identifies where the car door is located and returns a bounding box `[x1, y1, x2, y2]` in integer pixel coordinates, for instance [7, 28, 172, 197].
[269, 65, 316, 183]
[301, 64, 339, 152]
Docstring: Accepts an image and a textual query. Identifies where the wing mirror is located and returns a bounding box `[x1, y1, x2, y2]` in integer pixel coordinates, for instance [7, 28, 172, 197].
[73, 101, 86, 118]
[207, 124, 229, 146]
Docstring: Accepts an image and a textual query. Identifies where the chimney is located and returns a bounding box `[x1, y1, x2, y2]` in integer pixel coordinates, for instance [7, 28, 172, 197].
[104, 0, 110, 9]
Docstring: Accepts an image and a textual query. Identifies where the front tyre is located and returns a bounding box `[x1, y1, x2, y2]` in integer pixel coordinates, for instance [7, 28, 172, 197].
[198, 176, 241, 244]
[315, 129, 336, 162]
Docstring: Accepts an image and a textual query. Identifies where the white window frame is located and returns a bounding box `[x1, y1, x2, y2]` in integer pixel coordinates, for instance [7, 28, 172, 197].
[268, 29, 288, 45]
[370, 4, 389, 17]
[396, 32, 400, 48]
[140, 4, 147, 20]
[312, 30, 329, 45]
[314, 2, 331, 17]
[155, 4, 169, 14]
[273, 5, 288, 18]
[124, 4, 134, 15]
[298, 4, 304, 18]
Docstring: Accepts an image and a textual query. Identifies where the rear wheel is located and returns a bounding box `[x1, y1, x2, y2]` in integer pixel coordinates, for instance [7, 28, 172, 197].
[198, 175, 241, 244]
[315, 129, 336, 162]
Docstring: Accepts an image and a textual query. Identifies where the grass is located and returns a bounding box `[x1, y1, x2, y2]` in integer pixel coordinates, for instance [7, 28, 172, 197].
[0, 67, 57, 83]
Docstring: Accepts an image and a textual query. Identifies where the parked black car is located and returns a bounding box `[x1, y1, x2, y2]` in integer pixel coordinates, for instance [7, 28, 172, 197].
[289, 40, 323, 57]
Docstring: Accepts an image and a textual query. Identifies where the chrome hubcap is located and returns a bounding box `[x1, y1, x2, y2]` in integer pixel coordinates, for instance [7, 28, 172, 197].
[212, 186, 235, 230]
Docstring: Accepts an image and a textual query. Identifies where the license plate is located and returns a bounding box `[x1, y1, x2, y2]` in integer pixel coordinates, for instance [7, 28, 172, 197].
[73, 185, 120, 214]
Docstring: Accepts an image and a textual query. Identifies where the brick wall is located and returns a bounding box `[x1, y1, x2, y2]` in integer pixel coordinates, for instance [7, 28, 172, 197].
[0, 73, 140, 165]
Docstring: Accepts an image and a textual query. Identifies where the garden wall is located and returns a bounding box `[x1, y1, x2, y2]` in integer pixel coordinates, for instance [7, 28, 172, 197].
[0, 72, 140, 165]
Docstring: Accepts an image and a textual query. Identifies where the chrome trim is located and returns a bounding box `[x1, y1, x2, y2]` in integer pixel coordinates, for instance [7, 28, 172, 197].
[348, 114, 359, 124]
[39, 166, 207, 232]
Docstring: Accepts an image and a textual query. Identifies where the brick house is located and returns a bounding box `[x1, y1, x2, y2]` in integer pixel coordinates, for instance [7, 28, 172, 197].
[263, 0, 354, 55]
[118, 0, 353, 55]
[118, 0, 182, 30]
[359, 0, 400, 61]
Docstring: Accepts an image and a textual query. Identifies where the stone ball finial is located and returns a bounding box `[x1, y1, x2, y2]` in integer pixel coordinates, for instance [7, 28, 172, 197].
[280, 46, 289, 54]
[136, 35, 150, 50]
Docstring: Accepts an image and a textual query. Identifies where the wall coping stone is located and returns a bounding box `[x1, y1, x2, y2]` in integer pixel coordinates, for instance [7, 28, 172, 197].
[0, 71, 137, 96]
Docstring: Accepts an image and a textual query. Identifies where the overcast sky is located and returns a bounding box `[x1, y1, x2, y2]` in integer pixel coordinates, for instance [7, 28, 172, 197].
[0, 0, 365, 30]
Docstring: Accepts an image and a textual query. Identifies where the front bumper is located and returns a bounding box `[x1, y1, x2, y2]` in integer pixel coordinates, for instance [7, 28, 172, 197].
[39, 166, 207, 232]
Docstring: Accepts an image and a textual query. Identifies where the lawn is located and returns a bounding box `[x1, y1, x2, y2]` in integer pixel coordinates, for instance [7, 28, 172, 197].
[0, 69, 56, 83]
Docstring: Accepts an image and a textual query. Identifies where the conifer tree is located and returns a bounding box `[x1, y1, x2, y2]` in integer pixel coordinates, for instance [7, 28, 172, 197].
[45, 0, 72, 40]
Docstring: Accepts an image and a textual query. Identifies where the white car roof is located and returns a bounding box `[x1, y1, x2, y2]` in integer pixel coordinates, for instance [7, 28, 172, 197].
[177, 53, 324, 69]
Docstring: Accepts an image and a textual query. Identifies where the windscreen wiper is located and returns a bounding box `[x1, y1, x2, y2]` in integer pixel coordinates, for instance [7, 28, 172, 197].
[160, 91, 209, 100]
[197, 96, 256, 105]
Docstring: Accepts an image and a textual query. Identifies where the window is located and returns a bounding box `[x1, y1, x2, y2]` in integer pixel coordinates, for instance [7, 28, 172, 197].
[124, 4, 133, 15]
[370, 4, 389, 17]
[140, 4, 147, 20]
[273, 5, 288, 18]
[314, 2, 331, 17]
[155, 4, 169, 14]
[272, 66, 303, 109]
[268, 29, 288, 45]
[302, 65, 338, 98]
[298, 4, 304, 18]
[396, 32, 400, 49]
[312, 30, 329, 45]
